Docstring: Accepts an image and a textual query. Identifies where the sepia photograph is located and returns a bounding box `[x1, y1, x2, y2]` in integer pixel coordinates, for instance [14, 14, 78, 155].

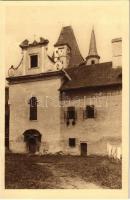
[0, 0, 129, 198]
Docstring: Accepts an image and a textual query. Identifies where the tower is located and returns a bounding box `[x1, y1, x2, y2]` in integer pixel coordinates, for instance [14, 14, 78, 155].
[54, 44, 71, 70]
[86, 28, 100, 65]
[54, 26, 83, 69]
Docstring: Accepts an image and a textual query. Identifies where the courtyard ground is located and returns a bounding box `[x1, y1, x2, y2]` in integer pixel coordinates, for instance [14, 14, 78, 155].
[5, 153, 122, 189]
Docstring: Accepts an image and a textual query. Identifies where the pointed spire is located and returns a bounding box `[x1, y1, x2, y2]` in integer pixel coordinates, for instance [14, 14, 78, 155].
[86, 27, 100, 65]
[88, 27, 98, 56]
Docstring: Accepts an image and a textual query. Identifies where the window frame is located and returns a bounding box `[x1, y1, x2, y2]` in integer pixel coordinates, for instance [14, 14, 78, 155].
[29, 54, 39, 69]
[67, 106, 76, 120]
[85, 105, 95, 118]
[69, 138, 76, 147]
[29, 97, 38, 121]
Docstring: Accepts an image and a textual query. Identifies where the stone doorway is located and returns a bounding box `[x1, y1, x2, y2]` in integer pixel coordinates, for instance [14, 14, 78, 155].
[23, 129, 41, 154]
[80, 143, 87, 156]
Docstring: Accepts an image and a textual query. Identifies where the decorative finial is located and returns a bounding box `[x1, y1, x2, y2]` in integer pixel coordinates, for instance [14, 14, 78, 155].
[8, 65, 15, 77]
[19, 39, 29, 49]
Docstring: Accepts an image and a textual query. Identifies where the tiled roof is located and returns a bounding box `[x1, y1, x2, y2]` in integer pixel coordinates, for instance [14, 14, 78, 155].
[54, 26, 84, 67]
[60, 62, 122, 91]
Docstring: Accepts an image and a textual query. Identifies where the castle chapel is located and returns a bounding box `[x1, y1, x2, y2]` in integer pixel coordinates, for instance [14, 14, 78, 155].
[6, 26, 122, 155]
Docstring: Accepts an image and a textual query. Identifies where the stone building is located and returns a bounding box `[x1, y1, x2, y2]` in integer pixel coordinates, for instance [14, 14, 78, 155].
[6, 26, 122, 156]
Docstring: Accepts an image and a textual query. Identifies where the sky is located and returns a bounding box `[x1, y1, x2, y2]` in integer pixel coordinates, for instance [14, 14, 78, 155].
[5, 1, 127, 73]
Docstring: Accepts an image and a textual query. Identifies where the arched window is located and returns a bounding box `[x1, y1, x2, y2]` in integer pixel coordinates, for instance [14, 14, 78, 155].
[29, 97, 37, 120]
[91, 60, 95, 65]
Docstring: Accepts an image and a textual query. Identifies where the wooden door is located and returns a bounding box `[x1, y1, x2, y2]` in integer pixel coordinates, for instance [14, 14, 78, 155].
[28, 138, 37, 153]
[80, 143, 87, 156]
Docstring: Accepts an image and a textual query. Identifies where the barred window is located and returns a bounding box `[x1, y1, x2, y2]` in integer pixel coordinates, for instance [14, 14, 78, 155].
[29, 97, 37, 120]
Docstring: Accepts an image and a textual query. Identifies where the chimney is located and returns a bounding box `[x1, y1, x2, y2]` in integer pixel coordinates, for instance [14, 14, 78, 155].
[112, 38, 122, 68]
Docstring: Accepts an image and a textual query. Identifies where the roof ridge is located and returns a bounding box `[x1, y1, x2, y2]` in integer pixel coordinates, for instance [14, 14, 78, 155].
[66, 61, 113, 72]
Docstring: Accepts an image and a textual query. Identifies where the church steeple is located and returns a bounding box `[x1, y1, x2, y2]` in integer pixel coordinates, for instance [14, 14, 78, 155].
[86, 27, 100, 65]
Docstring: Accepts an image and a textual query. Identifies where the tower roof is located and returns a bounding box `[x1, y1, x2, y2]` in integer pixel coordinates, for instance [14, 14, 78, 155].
[54, 26, 84, 67]
[87, 28, 99, 58]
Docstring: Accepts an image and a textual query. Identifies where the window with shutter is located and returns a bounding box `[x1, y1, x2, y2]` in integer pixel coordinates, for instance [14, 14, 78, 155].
[67, 106, 76, 119]
[29, 97, 37, 120]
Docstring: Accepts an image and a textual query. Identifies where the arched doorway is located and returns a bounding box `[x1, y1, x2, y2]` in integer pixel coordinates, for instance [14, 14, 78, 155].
[23, 129, 41, 154]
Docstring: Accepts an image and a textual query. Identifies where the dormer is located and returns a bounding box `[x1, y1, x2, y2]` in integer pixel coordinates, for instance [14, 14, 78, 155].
[20, 37, 50, 75]
[54, 44, 71, 70]
[8, 37, 55, 77]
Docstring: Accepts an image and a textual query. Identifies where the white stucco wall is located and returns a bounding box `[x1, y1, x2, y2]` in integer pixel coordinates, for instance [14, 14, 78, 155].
[61, 89, 122, 156]
[9, 77, 62, 154]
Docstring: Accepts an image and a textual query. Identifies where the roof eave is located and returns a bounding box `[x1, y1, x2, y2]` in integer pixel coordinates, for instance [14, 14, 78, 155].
[6, 70, 64, 84]
[86, 54, 100, 61]
[60, 82, 122, 92]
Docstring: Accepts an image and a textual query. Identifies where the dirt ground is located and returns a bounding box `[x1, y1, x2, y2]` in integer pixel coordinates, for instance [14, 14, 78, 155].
[5, 154, 122, 189]
[36, 162, 101, 189]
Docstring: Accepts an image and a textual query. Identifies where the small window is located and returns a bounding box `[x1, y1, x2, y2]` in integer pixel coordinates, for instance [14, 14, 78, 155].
[91, 60, 95, 65]
[29, 97, 37, 120]
[69, 138, 76, 147]
[67, 107, 75, 119]
[30, 55, 38, 68]
[86, 105, 95, 118]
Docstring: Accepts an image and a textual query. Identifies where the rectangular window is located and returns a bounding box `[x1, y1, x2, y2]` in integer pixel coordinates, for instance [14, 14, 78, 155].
[30, 55, 38, 68]
[67, 106, 75, 119]
[30, 107, 37, 120]
[30, 97, 37, 120]
[69, 138, 76, 147]
[86, 105, 95, 118]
